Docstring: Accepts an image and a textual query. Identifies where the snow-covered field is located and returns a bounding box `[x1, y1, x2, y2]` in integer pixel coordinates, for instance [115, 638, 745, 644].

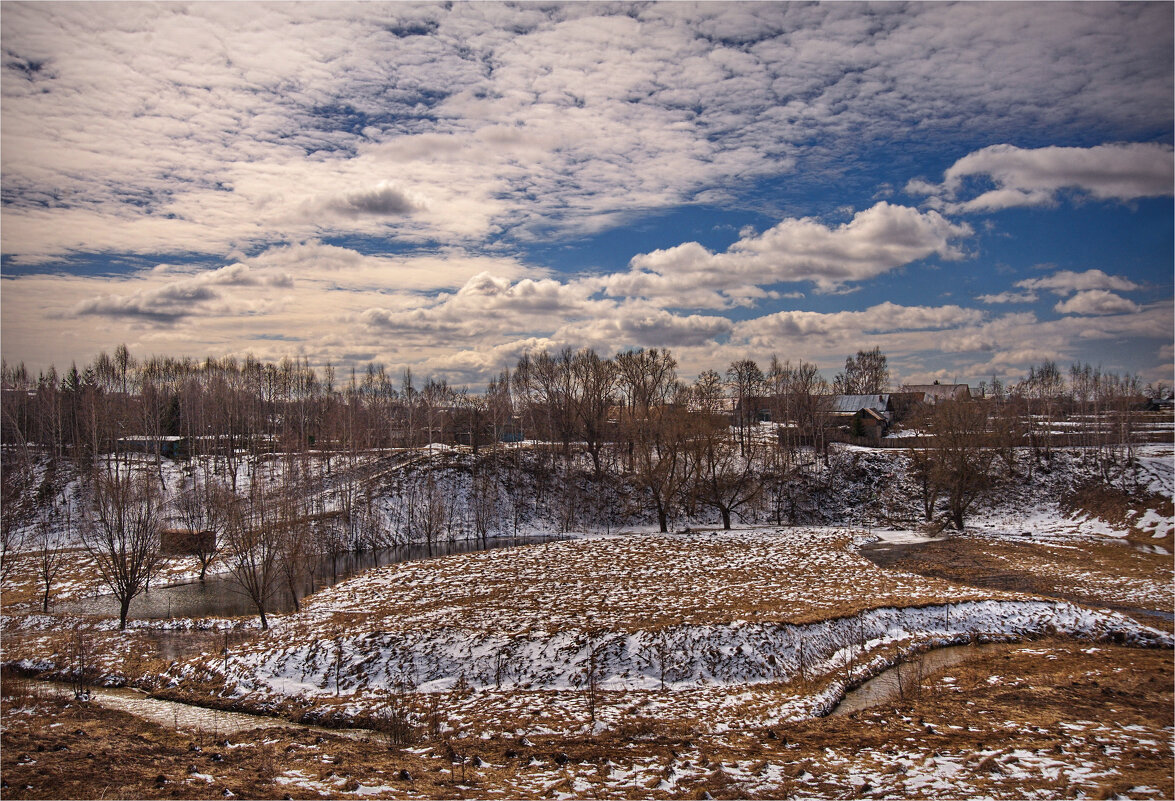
[944, 444, 1174, 542]
[146, 527, 1170, 740]
[2, 441, 1172, 799]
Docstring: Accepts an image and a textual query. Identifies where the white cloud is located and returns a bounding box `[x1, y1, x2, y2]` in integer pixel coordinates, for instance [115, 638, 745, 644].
[606, 202, 972, 301]
[4, 250, 1170, 388]
[1053, 290, 1141, 316]
[242, 242, 541, 291]
[734, 301, 985, 347]
[977, 290, 1038, 304]
[980, 348, 1067, 369]
[1, 4, 1171, 385]
[1015, 269, 1140, 296]
[72, 263, 291, 323]
[910, 143, 1174, 212]
[316, 183, 428, 219]
[560, 308, 733, 350]
[2, 4, 1172, 261]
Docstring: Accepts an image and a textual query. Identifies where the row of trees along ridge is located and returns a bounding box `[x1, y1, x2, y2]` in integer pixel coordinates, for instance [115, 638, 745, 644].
[0, 346, 1160, 629]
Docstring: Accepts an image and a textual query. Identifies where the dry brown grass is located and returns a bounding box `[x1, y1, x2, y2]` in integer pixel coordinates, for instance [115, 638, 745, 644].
[866, 534, 1173, 630]
[2, 640, 1170, 799]
[277, 530, 1022, 642]
[1, 548, 221, 613]
[1061, 481, 1175, 549]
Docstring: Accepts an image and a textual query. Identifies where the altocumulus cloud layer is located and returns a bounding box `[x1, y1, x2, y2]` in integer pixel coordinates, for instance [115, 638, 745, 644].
[1, 2, 1172, 385]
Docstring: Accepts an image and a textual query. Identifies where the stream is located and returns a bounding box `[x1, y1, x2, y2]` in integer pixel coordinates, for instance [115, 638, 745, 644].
[56, 536, 561, 621]
[831, 644, 991, 716]
[56, 643, 993, 733]
[39, 682, 376, 739]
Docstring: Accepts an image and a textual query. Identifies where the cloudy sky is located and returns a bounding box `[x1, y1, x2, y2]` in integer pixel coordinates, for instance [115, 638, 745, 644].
[2, 2, 1172, 388]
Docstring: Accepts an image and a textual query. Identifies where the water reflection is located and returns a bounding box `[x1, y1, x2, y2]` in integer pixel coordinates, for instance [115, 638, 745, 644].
[34, 681, 378, 739]
[59, 536, 561, 621]
[831, 644, 990, 716]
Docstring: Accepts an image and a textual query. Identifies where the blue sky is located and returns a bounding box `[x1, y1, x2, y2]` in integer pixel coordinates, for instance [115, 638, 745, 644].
[1, 2, 1171, 388]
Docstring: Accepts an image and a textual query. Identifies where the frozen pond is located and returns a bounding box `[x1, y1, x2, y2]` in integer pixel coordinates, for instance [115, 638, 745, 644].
[58, 536, 562, 621]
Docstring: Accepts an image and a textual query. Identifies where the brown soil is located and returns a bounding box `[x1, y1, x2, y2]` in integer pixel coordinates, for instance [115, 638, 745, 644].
[3, 640, 1170, 799]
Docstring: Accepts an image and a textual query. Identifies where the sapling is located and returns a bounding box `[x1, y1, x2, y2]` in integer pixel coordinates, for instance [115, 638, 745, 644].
[333, 630, 346, 696]
[70, 626, 92, 700]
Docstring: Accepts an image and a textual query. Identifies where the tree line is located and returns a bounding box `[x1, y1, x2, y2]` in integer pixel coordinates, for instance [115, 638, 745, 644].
[0, 344, 1156, 471]
[0, 345, 1159, 630]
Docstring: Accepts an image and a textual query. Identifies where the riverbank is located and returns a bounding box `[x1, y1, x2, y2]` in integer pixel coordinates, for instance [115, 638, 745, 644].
[3, 638, 1170, 799]
[859, 532, 1174, 631]
[4, 529, 1168, 730]
[3, 454, 1172, 799]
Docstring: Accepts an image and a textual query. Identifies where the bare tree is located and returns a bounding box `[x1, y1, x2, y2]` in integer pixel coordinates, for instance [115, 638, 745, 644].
[691, 369, 725, 415]
[175, 471, 231, 583]
[313, 511, 349, 582]
[928, 400, 997, 531]
[727, 359, 764, 456]
[222, 479, 282, 630]
[82, 466, 164, 630]
[629, 404, 692, 533]
[69, 625, 94, 699]
[484, 369, 514, 446]
[616, 348, 680, 471]
[762, 435, 803, 525]
[568, 349, 617, 480]
[790, 361, 832, 462]
[688, 419, 762, 530]
[34, 497, 69, 612]
[409, 470, 448, 548]
[0, 449, 34, 584]
[1021, 360, 1066, 461]
[469, 461, 498, 543]
[905, 443, 940, 524]
[516, 349, 577, 458]
[616, 349, 678, 414]
[833, 347, 889, 395]
[420, 378, 451, 447]
[276, 458, 312, 612]
[1101, 371, 1145, 490]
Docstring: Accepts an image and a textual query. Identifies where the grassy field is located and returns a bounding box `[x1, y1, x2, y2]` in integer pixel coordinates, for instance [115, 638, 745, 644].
[864, 535, 1172, 628]
[2, 444, 1172, 799]
[2, 640, 1170, 799]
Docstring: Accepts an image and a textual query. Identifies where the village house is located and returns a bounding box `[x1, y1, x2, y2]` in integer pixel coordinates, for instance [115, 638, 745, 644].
[829, 394, 895, 439]
[901, 383, 972, 405]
